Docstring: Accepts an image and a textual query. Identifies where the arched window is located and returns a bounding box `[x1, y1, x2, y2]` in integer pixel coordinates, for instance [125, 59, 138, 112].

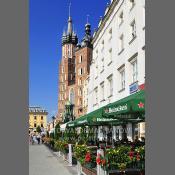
[69, 89, 75, 104]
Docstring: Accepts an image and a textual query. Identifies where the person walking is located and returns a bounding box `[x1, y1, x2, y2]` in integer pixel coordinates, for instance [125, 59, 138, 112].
[37, 134, 41, 145]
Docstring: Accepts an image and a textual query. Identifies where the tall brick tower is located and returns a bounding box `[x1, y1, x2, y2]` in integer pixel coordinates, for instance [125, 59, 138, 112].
[57, 8, 93, 122]
[58, 10, 78, 122]
[74, 22, 93, 118]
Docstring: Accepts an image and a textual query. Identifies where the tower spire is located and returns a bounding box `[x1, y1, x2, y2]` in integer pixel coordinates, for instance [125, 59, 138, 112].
[86, 14, 89, 24]
[67, 2, 73, 35]
[69, 2, 71, 18]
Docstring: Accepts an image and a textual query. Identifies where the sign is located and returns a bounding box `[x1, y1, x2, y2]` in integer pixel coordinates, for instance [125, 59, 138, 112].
[104, 104, 128, 114]
[139, 83, 145, 90]
[129, 82, 138, 94]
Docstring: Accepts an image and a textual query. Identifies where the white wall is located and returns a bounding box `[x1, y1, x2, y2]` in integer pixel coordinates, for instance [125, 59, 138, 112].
[88, 0, 145, 141]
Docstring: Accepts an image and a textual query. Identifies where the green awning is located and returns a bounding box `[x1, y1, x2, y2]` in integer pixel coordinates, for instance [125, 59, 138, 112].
[103, 90, 145, 119]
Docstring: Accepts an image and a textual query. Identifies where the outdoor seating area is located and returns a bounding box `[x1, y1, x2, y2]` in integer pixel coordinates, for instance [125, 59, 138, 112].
[43, 90, 145, 175]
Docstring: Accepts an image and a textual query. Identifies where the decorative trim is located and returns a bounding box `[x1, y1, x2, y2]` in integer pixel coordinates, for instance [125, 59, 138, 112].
[128, 52, 138, 62]
[118, 48, 124, 55]
[107, 60, 112, 66]
[129, 36, 137, 45]
[118, 88, 125, 93]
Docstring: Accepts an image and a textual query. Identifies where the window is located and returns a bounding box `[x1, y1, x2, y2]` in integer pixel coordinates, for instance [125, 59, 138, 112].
[109, 48, 112, 63]
[119, 67, 125, 90]
[131, 59, 138, 83]
[79, 98, 82, 106]
[79, 78, 83, 85]
[100, 82, 104, 101]
[119, 34, 124, 53]
[34, 116, 37, 120]
[79, 68, 83, 75]
[101, 58, 104, 72]
[41, 116, 43, 120]
[101, 40, 104, 53]
[119, 11, 124, 26]
[109, 28, 112, 41]
[62, 67, 64, 73]
[68, 44, 71, 57]
[130, 20, 136, 40]
[41, 123, 43, 128]
[94, 87, 98, 104]
[79, 55, 83, 63]
[108, 75, 113, 97]
[129, 0, 135, 10]
[79, 88, 83, 96]
[34, 123, 36, 127]
[69, 89, 75, 104]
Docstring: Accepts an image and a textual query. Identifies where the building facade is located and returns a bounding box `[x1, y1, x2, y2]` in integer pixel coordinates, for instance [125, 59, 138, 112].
[87, 0, 145, 141]
[57, 14, 92, 122]
[29, 107, 48, 132]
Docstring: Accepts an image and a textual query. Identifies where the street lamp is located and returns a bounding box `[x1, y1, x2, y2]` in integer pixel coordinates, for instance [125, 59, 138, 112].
[52, 116, 56, 128]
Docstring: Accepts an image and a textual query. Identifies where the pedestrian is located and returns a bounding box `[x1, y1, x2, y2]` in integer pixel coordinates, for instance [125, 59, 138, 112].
[37, 134, 41, 144]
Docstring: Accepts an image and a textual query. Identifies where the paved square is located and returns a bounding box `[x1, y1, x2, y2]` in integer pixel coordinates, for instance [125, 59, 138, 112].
[29, 144, 77, 175]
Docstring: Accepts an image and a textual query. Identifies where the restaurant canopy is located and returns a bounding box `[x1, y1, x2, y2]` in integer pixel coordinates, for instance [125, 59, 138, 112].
[66, 90, 145, 128]
[103, 90, 145, 119]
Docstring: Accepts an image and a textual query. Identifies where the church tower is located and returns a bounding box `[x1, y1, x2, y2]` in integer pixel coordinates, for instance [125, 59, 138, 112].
[58, 5, 78, 122]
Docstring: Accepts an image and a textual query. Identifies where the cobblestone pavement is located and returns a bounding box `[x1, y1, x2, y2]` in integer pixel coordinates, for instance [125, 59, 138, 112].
[29, 144, 77, 175]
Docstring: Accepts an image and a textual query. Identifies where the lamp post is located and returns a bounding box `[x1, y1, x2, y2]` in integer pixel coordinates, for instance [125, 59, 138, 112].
[52, 116, 56, 128]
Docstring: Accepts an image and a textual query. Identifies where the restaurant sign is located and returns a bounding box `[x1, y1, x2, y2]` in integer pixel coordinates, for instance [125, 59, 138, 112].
[104, 104, 128, 114]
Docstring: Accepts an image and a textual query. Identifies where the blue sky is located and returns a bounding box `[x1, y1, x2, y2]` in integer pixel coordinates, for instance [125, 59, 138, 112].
[29, 0, 109, 121]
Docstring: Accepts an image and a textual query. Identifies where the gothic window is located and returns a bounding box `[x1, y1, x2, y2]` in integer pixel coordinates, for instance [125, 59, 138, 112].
[69, 89, 75, 104]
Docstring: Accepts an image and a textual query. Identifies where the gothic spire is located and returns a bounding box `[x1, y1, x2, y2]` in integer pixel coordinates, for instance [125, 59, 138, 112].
[67, 3, 73, 35]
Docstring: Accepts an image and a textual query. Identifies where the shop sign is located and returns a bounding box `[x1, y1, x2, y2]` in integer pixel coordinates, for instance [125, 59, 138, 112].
[96, 118, 117, 122]
[104, 104, 128, 114]
[129, 82, 138, 94]
[78, 119, 87, 124]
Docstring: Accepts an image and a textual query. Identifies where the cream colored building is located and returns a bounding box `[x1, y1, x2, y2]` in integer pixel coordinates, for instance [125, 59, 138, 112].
[29, 107, 48, 132]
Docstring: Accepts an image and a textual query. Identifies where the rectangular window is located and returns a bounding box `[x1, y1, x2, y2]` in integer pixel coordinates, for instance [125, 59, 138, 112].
[109, 48, 112, 63]
[130, 20, 136, 40]
[131, 59, 138, 83]
[79, 55, 83, 63]
[101, 40, 104, 53]
[79, 68, 83, 75]
[34, 116, 37, 120]
[119, 68, 125, 90]
[34, 123, 37, 127]
[41, 116, 43, 120]
[94, 87, 98, 104]
[101, 58, 104, 72]
[100, 82, 104, 101]
[119, 34, 124, 52]
[119, 11, 124, 26]
[108, 75, 113, 97]
[41, 123, 43, 127]
[109, 28, 112, 41]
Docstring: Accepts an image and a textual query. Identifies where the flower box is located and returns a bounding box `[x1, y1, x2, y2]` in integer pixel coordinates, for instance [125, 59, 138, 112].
[82, 166, 97, 175]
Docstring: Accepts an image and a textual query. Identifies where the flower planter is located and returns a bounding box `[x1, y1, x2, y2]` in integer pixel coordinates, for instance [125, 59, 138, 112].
[108, 168, 145, 175]
[82, 166, 97, 175]
[85, 162, 96, 169]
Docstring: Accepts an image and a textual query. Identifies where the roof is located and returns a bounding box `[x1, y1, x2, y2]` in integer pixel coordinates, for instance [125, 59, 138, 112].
[29, 106, 48, 114]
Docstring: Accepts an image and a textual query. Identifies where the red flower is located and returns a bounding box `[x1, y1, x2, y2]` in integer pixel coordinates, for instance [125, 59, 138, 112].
[136, 153, 141, 161]
[96, 154, 101, 165]
[101, 159, 106, 165]
[85, 152, 91, 162]
[129, 151, 134, 160]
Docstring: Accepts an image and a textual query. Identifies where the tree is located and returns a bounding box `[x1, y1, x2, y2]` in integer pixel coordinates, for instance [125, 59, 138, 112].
[55, 123, 61, 140]
[36, 125, 42, 133]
